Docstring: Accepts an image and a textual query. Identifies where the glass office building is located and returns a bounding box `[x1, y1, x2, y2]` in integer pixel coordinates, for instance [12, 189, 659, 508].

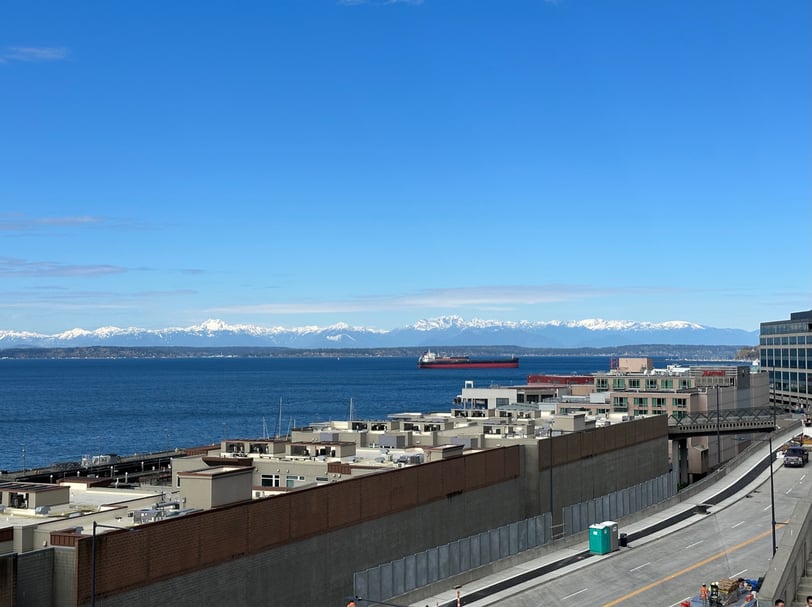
[760, 309, 812, 410]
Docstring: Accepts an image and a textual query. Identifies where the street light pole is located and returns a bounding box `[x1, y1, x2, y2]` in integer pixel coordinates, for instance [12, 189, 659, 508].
[732, 434, 777, 558]
[91, 521, 97, 607]
[716, 385, 721, 467]
[768, 436, 777, 556]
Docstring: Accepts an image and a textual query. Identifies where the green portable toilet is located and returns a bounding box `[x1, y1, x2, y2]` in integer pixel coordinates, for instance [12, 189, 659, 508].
[589, 523, 611, 555]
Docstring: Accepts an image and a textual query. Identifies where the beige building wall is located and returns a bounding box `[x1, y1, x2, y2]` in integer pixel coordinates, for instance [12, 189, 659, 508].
[178, 467, 253, 510]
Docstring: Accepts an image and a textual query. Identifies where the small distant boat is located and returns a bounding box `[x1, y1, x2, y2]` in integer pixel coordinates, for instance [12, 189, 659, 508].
[418, 350, 519, 369]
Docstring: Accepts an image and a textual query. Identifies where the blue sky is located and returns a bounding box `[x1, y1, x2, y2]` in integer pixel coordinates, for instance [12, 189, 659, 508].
[1, 0, 809, 334]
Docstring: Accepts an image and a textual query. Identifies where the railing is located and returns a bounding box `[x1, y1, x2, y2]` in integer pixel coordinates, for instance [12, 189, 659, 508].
[562, 469, 677, 535]
[667, 406, 777, 437]
[354, 513, 552, 603]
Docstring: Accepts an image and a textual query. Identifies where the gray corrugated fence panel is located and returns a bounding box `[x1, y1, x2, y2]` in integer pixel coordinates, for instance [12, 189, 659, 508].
[404, 553, 417, 595]
[489, 528, 501, 562]
[392, 558, 406, 597]
[470, 533, 481, 569]
[459, 536, 471, 572]
[536, 515, 544, 545]
[602, 495, 611, 520]
[575, 502, 585, 534]
[526, 516, 537, 548]
[426, 547, 438, 585]
[480, 530, 491, 564]
[503, 524, 514, 558]
[517, 519, 528, 552]
[622, 486, 630, 517]
[581, 501, 590, 532]
[380, 562, 394, 600]
[647, 478, 655, 506]
[354, 570, 368, 600]
[367, 565, 382, 601]
[543, 512, 552, 542]
[586, 498, 597, 527]
[447, 540, 460, 577]
[416, 550, 429, 588]
[438, 543, 450, 580]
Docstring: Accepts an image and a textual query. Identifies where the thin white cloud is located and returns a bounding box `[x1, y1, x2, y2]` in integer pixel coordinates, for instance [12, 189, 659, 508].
[0, 213, 152, 233]
[208, 284, 632, 316]
[0, 46, 68, 63]
[0, 257, 127, 278]
[0, 288, 196, 310]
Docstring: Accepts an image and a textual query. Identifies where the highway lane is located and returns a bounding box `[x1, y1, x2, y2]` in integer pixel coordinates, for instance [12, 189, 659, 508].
[472, 459, 810, 607]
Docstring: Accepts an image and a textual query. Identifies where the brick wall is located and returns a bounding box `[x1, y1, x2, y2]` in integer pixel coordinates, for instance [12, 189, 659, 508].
[76, 446, 520, 604]
[539, 415, 668, 470]
[0, 553, 16, 607]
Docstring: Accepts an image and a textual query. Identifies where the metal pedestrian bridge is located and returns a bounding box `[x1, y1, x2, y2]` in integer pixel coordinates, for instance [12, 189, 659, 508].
[667, 406, 777, 438]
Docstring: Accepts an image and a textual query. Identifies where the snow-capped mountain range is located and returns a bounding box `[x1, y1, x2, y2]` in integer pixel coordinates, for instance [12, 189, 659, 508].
[0, 316, 758, 348]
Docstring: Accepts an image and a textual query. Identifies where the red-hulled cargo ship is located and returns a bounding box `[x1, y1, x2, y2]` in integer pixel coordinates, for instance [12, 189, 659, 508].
[417, 350, 519, 369]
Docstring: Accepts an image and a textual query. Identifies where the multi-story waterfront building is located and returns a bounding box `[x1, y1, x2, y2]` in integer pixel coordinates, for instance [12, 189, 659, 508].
[760, 309, 812, 411]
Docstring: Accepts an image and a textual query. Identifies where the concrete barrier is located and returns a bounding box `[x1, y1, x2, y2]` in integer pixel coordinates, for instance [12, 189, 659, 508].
[757, 496, 812, 606]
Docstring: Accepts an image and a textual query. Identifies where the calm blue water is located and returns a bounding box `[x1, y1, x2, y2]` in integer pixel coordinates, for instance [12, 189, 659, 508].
[0, 355, 712, 471]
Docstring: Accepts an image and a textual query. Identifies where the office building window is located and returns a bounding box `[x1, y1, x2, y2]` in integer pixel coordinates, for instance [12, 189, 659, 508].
[261, 474, 280, 487]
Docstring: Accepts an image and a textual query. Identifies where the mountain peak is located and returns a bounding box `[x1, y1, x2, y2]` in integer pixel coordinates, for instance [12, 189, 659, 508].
[0, 316, 757, 349]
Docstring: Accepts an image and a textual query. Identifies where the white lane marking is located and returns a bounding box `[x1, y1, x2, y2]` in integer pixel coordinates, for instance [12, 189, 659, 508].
[686, 540, 704, 549]
[731, 569, 748, 578]
[731, 521, 745, 528]
[763, 505, 772, 511]
[786, 488, 793, 494]
[670, 599, 692, 607]
[630, 562, 650, 572]
[562, 588, 588, 600]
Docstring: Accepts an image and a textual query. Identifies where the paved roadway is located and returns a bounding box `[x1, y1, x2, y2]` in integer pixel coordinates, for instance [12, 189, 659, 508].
[414, 425, 808, 607]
